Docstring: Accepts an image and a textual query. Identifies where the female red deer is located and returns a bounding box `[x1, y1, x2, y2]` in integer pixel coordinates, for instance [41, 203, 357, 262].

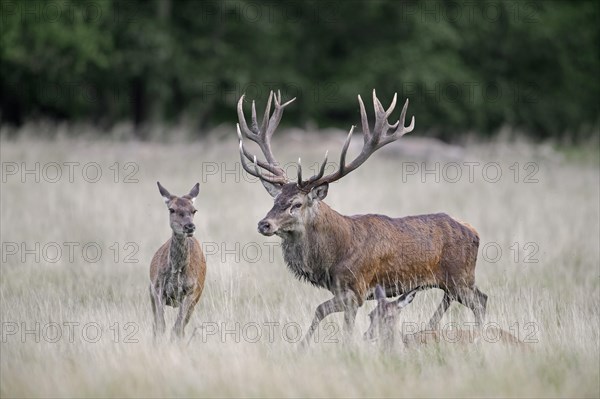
[236, 90, 487, 347]
[364, 285, 521, 349]
[149, 182, 206, 339]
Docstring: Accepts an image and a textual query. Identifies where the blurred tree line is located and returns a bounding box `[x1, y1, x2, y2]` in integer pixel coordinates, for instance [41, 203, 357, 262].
[1, 0, 598, 140]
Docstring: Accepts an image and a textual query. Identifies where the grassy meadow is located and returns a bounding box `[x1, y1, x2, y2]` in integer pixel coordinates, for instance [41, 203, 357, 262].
[1, 129, 599, 398]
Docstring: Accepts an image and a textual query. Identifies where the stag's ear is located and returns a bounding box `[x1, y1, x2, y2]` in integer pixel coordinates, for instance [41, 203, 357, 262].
[157, 182, 173, 204]
[374, 285, 387, 302]
[308, 183, 329, 203]
[183, 183, 200, 203]
[261, 180, 282, 198]
[395, 288, 418, 309]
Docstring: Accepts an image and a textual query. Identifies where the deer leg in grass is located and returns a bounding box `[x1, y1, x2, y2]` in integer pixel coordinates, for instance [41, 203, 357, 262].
[344, 305, 358, 334]
[301, 291, 358, 347]
[150, 285, 166, 337]
[172, 292, 201, 339]
[237, 90, 486, 342]
[427, 291, 452, 330]
[456, 286, 487, 326]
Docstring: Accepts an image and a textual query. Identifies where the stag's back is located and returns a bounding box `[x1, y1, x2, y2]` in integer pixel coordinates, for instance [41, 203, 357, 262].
[359, 212, 480, 291]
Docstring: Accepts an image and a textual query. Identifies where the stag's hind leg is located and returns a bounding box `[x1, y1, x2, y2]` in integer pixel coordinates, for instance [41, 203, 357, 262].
[456, 286, 487, 325]
[427, 290, 452, 330]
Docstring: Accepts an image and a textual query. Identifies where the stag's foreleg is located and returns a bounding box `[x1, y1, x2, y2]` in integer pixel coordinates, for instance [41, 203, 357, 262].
[300, 290, 359, 347]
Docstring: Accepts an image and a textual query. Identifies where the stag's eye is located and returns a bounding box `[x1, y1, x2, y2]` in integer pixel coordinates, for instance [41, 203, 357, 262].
[290, 203, 302, 211]
[192, 210, 197, 214]
[169, 208, 175, 214]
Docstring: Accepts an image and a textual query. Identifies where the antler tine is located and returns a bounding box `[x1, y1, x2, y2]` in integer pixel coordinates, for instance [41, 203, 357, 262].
[305, 150, 329, 186]
[297, 158, 302, 185]
[239, 139, 284, 185]
[260, 91, 273, 134]
[385, 93, 398, 119]
[396, 98, 415, 136]
[238, 140, 260, 179]
[372, 90, 398, 142]
[237, 91, 296, 183]
[265, 91, 296, 141]
[379, 99, 415, 147]
[357, 94, 370, 139]
[237, 125, 283, 176]
[237, 95, 256, 141]
[251, 100, 259, 133]
[252, 156, 287, 185]
[297, 151, 329, 188]
[339, 126, 355, 175]
[301, 90, 414, 190]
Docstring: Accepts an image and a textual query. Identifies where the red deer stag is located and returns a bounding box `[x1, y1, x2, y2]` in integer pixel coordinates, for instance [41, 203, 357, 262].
[149, 182, 206, 339]
[236, 90, 486, 346]
[364, 285, 521, 349]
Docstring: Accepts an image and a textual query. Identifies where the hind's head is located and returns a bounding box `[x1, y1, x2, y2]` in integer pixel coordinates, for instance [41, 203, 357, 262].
[157, 182, 199, 237]
[363, 285, 418, 344]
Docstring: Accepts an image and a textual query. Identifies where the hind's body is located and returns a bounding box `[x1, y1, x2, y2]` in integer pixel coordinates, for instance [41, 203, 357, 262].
[149, 182, 206, 339]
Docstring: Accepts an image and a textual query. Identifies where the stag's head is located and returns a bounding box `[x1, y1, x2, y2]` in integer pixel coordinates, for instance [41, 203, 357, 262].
[256, 182, 329, 236]
[237, 90, 414, 237]
[157, 182, 199, 237]
[363, 285, 418, 344]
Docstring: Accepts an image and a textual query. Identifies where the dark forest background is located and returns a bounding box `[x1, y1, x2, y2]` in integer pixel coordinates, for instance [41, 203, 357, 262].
[1, 0, 598, 140]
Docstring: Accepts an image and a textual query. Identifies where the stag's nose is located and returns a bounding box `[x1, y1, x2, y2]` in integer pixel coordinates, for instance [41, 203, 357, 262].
[258, 220, 274, 236]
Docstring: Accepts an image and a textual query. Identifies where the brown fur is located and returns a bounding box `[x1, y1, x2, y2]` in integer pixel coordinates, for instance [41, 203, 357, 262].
[238, 90, 486, 346]
[364, 286, 521, 350]
[258, 183, 486, 346]
[149, 182, 206, 339]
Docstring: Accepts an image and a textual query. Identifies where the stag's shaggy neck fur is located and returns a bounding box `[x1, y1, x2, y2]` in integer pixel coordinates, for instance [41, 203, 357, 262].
[281, 201, 351, 288]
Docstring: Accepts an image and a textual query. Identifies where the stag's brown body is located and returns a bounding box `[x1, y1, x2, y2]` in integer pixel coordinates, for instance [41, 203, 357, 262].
[149, 183, 206, 339]
[236, 90, 487, 346]
[283, 201, 480, 300]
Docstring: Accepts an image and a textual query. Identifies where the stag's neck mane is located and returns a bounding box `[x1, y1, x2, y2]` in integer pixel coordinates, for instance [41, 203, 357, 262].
[280, 201, 351, 288]
[168, 233, 190, 274]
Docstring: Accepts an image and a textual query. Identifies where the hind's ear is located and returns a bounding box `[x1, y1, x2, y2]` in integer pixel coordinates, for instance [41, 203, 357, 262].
[184, 183, 200, 203]
[395, 288, 418, 309]
[157, 182, 173, 204]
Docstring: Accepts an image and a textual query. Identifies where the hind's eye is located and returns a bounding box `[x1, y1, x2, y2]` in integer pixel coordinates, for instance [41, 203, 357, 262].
[169, 208, 175, 214]
[192, 210, 197, 214]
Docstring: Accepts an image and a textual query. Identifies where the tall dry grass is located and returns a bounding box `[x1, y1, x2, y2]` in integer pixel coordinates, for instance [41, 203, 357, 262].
[1, 131, 598, 398]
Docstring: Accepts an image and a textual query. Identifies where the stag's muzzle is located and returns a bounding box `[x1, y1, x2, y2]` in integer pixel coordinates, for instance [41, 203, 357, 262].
[258, 219, 276, 236]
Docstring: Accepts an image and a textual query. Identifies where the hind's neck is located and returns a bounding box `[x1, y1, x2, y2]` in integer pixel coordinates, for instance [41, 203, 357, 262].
[169, 233, 190, 273]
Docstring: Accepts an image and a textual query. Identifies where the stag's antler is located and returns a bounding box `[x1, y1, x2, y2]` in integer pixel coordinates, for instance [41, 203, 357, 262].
[237, 90, 296, 185]
[297, 89, 415, 190]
